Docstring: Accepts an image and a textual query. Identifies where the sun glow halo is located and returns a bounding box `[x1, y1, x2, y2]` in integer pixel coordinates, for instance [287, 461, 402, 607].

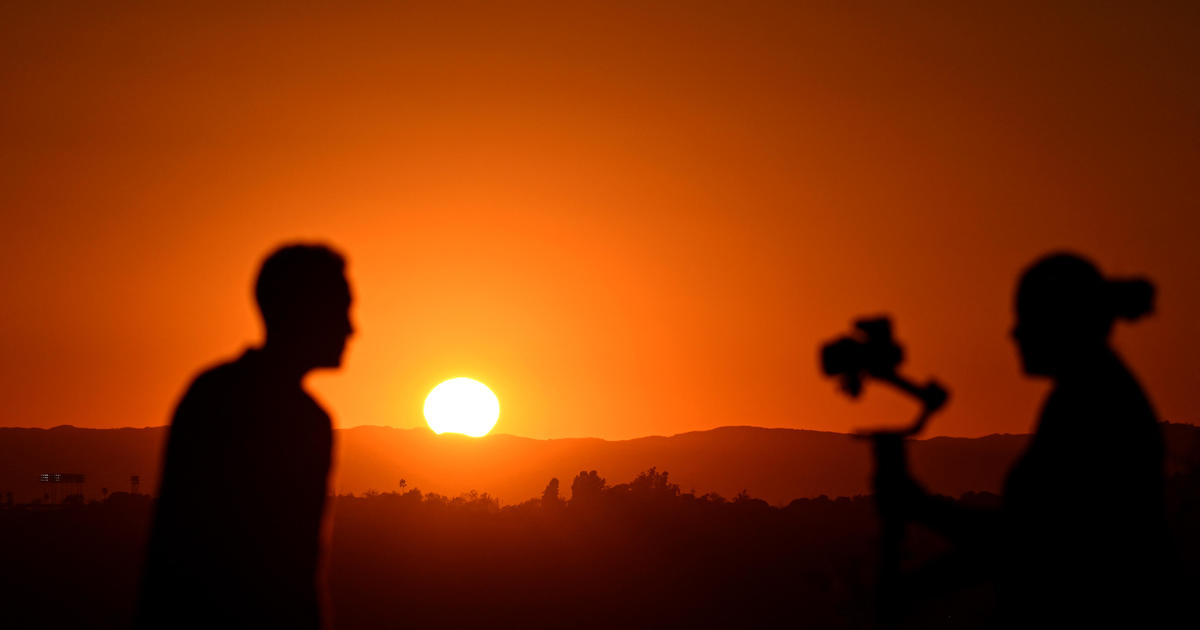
[423, 378, 500, 437]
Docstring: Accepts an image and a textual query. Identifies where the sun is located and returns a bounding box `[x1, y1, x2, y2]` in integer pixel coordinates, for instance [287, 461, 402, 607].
[423, 377, 500, 437]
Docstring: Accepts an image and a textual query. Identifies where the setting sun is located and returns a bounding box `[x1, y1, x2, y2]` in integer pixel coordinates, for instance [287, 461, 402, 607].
[423, 378, 500, 437]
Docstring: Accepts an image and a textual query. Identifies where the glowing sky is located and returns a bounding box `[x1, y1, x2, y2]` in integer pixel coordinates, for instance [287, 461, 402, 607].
[1, 2, 1197, 438]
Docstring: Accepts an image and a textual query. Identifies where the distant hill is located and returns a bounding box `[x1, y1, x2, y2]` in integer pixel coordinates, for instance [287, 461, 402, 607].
[2, 423, 1197, 505]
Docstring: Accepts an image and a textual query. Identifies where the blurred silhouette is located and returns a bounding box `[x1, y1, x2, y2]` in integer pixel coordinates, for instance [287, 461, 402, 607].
[137, 244, 353, 629]
[866, 253, 1171, 626]
[821, 317, 949, 622]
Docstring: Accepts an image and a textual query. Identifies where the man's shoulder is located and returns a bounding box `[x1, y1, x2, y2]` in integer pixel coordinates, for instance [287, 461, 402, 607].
[186, 351, 254, 392]
[173, 351, 268, 416]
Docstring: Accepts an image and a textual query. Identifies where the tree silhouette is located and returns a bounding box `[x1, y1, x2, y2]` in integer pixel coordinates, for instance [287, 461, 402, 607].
[541, 477, 562, 507]
[569, 470, 606, 506]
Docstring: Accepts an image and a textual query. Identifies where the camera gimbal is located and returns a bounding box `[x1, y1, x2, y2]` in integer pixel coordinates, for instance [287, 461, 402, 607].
[820, 316, 949, 623]
[820, 316, 947, 437]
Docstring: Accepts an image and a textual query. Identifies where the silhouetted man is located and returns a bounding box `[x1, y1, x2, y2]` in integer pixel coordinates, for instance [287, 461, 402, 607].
[138, 244, 353, 629]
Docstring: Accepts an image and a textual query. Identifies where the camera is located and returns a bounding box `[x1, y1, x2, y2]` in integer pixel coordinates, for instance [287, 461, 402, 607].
[820, 317, 904, 397]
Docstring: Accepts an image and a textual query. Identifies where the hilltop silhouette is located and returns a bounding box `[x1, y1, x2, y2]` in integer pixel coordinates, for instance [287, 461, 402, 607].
[3, 422, 1198, 505]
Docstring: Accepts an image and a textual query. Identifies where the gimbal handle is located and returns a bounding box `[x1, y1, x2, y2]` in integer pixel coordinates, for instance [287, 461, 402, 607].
[852, 372, 948, 624]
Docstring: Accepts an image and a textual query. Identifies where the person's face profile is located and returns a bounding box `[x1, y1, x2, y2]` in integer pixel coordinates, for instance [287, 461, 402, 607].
[1012, 294, 1066, 378]
[272, 276, 354, 370]
[1012, 306, 1094, 379]
[309, 282, 353, 369]
[1012, 317, 1050, 377]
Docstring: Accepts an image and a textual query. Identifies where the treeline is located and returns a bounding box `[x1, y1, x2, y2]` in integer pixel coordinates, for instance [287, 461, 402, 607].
[329, 464, 1200, 628]
[329, 468, 989, 629]
[2, 467, 1198, 629]
[338, 468, 873, 624]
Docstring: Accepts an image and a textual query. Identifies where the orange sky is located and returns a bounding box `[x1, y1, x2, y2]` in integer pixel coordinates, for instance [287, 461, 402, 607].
[1, 2, 1197, 439]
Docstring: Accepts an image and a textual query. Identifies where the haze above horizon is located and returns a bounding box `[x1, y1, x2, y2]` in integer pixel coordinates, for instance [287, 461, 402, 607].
[2, 2, 1198, 440]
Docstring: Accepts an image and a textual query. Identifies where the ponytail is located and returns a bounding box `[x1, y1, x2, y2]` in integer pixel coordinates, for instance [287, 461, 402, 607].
[1107, 277, 1155, 322]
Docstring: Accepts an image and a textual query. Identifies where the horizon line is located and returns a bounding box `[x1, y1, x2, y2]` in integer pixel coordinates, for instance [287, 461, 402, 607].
[2, 420, 1195, 442]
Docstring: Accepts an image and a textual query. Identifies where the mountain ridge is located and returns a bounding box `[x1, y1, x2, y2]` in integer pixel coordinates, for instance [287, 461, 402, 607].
[2, 423, 1196, 506]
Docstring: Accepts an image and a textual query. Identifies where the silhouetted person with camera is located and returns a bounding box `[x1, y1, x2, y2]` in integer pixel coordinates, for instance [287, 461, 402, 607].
[876, 253, 1170, 626]
[138, 244, 353, 629]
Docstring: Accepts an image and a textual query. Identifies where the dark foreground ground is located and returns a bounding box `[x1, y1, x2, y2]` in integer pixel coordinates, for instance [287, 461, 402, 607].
[2, 467, 1198, 629]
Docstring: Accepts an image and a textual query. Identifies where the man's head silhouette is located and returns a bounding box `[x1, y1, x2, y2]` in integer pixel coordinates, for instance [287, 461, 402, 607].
[255, 243, 354, 371]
